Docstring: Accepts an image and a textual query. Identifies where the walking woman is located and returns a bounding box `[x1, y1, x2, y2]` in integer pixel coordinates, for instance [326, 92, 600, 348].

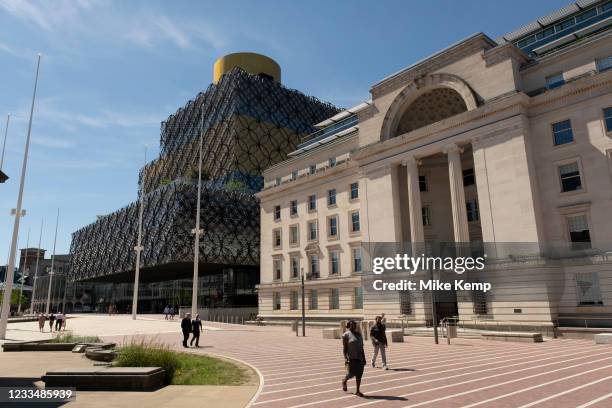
[37, 313, 46, 332]
[342, 320, 366, 397]
[190, 314, 203, 347]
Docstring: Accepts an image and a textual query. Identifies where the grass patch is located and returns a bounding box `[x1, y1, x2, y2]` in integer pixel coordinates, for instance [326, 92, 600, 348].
[173, 353, 248, 385]
[114, 339, 249, 385]
[47, 332, 102, 343]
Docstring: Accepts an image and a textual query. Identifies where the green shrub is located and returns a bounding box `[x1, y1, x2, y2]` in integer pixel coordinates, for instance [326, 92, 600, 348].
[114, 339, 180, 384]
[47, 332, 101, 343]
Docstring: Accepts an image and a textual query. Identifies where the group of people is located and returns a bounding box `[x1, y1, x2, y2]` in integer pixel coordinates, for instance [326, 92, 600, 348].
[37, 312, 67, 333]
[163, 305, 178, 320]
[342, 314, 389, 397]
[180, 313, 203, 347]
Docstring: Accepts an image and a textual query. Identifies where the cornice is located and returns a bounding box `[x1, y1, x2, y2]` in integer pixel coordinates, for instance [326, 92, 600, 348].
[370, 33, 497, 99]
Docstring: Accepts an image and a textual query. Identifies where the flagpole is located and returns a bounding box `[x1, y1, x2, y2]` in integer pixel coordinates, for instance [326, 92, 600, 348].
[0, 54, 41, 339]
[132, 146, 147, 320]
[30, 219, 43, 314]
[0, 114, 10, 172]
[45, 208, 59, 315]
[17, 229, 30, 314]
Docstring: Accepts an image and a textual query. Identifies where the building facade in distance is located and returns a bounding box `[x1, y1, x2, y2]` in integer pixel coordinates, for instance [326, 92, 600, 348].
[66, 53, 339, 314]
[257, 0, 612, 332]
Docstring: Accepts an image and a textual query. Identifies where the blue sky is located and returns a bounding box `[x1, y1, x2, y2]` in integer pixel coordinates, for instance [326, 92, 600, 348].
[0, 0, 570, 262]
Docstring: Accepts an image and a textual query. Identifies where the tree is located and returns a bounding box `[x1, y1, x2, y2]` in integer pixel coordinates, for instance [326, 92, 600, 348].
[0, 289, 28, 310]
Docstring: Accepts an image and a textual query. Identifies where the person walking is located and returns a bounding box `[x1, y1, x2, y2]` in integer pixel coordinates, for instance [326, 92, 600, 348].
[163, 305, 169, 320]
[370, 315, 389, 369]
[190, 314, 203, 347]
[342, 320, 366, 397]
[181, 313, 192, 348]
[48, 312, 55, 333]
[37, 313, 46, 332]
[55, 312, 64, 331]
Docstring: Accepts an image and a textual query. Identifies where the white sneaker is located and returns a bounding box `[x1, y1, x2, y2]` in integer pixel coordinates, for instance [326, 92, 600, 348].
[383, 365, 389, 370]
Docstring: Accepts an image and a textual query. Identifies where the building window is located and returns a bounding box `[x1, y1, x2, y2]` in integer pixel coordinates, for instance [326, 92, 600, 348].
[596, 56, 612, 73]
[330, 288, 340, 309]
[273, 229, 282, 248]
[604, 107, 612, 132]
[274, 205, 281, 221]
[275, 177, 281, 186]
[422, 206, 431, 226]
[308, 194, 317, 211]
[327, 189, 336, 206]
[273, 292, 281, 310]
[419, 175, 427, 192]
[351, 212, 360, 233]
[309, 289, 318, 310]
[273, 259, 282, 280]
[290, 291, 298, 310]
[567, 214, 591, 250]
[308, 220, 318, 241]
[350, 182, 359, 200]
[352, 247, 362, 273]
[291, 170, 298, 181]
[552, 120, 574, 146]
[546, 73, 565, 89]
[559, 162, 582, 192]
[399, 291, 412, 315]
[291, 255, 299, 279]
[290, 200, 298, 216]
[329, 157, 336, 168]
[309, 255, 319, 278]
[462, 168, 475, 186]
[575, 272, 603, 305]
[329, 251, 340, 275]
[328, 216, 338, 237]
[472, 287, 488, 315]
[309, 164, 316, 175]
[354, 287, 363, 309]
[466, 200, 479, 222]
[289, 224, 299, 246]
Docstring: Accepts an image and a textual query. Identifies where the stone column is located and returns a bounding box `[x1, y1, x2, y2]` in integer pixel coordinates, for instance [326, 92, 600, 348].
[444, 143, 470, 243]
[403, 156, 424, 250]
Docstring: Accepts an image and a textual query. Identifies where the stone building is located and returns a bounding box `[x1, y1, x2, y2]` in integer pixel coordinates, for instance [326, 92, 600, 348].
[257, 0, 612, 331]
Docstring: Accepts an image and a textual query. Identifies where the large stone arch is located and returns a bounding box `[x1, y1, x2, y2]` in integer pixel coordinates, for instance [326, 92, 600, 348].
[380, 73, 478, 140]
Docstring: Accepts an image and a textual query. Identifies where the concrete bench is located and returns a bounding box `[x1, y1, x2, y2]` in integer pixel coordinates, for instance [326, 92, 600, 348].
[481, 331, 543, 343]
[594, 333, 612, 344]
[388, 329, 404, 343]
[323, 328, 341, 339]
[42, 367, 165, 391]
[85, 347, 117, 362]
[2, 342, 77, 352]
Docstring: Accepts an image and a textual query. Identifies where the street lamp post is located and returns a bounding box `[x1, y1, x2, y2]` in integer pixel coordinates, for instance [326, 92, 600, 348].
[132, 147, 147, 320]
[0, 54, 41, 340]
[30, 219, 43, 314]
[301, 267, 306, 337]
[191, 111, 204, 319]
[17, 228, 30, 314]
[45, 209, 59, 315]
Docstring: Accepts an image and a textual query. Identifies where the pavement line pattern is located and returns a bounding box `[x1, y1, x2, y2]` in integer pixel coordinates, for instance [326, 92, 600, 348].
[102, 322, 612, 408]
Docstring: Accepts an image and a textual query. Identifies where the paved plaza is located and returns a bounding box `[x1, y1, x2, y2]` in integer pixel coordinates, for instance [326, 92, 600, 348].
[3, 315, 612, 407]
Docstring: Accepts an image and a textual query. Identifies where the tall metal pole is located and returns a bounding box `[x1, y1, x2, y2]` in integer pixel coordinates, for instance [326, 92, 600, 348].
[0, 114, 10, 172]
[30, 219, 43, 314]
[45, 208, 59, 315]
[301, 267, 305, 337]
[191, 111, 204, 319]
[17, 228, 30, 314]
[0, 54, 41, 339]
[132, 147, 147, 320]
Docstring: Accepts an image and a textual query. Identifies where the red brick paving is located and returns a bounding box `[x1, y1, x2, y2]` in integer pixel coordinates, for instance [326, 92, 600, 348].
[104, 323, 612, 408]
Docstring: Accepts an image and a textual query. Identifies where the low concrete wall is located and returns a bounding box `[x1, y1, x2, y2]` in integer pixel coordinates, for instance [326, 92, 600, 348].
[43, 367, 165, 391]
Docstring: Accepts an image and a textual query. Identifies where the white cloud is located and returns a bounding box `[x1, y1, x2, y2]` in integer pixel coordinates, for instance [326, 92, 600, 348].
[31, 135, 76, 149]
